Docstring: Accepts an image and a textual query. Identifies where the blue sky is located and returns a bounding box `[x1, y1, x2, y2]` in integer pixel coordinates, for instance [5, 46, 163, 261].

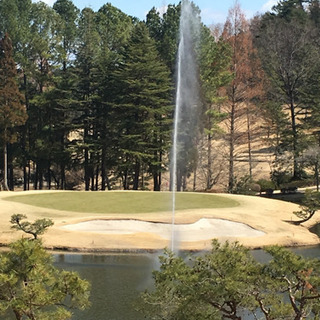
[33, 0, 278, 25]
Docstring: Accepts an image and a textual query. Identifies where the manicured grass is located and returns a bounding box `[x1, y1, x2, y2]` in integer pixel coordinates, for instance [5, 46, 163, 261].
[5, 191, 239, 214]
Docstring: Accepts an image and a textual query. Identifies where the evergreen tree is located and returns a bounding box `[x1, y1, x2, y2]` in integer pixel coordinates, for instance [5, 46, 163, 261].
[273, 0, 309, 21]
[117, 22, 172, 190]
[140, 240, 320, 319]
[0, 217, 90, 320]
[146, 3, 181, 75]
[145, 7, 162, 44]
[0, 33, 27, 190]
[26, 1, 62, 189]
[198, 25, 232, 190]
[95, 3, 134, 191]
[53, 0, 80, 71]
[45, 0, 80, 189]
[74, 7, 101, 191]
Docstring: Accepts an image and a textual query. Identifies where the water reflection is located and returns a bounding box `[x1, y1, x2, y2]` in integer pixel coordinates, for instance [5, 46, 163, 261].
[54, 253, 158, 320]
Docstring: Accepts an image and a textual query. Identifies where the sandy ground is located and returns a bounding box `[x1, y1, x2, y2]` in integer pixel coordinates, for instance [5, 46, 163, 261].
[0, 190, 319, 252]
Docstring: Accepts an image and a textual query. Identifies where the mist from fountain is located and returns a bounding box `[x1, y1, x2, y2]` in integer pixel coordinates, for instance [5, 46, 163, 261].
[171, 0, 201, 251]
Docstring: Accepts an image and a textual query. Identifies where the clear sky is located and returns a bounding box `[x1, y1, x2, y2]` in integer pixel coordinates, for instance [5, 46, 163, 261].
[32, 0, 278, 25]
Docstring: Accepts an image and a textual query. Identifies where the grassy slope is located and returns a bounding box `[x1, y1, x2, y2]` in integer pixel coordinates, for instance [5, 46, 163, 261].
[5, 192, 239, 214]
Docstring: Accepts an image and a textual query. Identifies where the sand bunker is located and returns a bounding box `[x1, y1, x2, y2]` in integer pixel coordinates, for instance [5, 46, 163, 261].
[61, 218, 265, 242]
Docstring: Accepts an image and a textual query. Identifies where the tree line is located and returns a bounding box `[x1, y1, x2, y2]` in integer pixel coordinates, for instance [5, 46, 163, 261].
[1, 0, 320, 192]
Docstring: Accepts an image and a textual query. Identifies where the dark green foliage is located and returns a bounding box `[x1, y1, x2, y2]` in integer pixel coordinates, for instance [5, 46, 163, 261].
[146, 3, 181, 74]
[74, 7, 101, 191]
[139, 240, 320, 319]
[294, 189, 320, 223]
[145, 7, 162, 43]
[272, 0, 309, 21]
[0, 238, 90, 319]
[0, 214, 90, 319]
[256, 178, 276, 192]
[231, 175, 260, 195]
[116, 22, 172, 190]
[10, 214, 54, 239]
[74, 4, 135, 191]
[53, 0, 80, 70]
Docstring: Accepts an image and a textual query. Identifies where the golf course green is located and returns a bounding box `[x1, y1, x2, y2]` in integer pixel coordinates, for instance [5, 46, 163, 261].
[4, 191, 239, 214]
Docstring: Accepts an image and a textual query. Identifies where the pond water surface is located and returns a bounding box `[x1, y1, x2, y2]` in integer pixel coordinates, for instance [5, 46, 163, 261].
[1, 247, 320, 320]
[55, 253, 157, 320]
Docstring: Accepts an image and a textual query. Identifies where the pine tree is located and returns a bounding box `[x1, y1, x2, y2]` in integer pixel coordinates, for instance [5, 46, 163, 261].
[0, 33, 27, 190]
[95, 3, 133, 191]
[198, 25, 232, 191]
[0, 217, 90, 319]
[45, 0, 80, 189]
[117, 22, 172, 190]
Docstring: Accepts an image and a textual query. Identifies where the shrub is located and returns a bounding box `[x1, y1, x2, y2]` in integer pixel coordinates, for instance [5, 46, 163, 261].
[271, 170, 291, 188]
[256, 179, 276, 192]
[232, 176, 259, 195]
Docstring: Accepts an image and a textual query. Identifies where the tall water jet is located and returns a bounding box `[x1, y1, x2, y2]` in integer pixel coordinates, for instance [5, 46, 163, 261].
[171, 0, 201, 251]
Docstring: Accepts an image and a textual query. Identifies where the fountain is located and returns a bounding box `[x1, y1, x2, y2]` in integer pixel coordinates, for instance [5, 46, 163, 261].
[171, 0, 201, 251]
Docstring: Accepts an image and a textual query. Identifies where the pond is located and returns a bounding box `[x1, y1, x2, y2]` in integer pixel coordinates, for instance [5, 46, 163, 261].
[1, 247, 320, 320]
[60, 246, 320, 320]
[55, 252, 158, 320]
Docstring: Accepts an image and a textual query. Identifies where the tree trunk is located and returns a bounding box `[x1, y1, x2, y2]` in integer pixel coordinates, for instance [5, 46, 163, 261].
[247, 107, 253, 178]
[47, 163, 51, 190]
[101, 146, 106, 191]
[27, 160, 31, 190]
[193, 160, 197, 191]
[228, 102, 235, 193]
[13, 309, 22, 320]
[60, 163, 66, 190]
[153, 173, 160, 191]
[84, 148, 90, 191]
[23, 165, 28, 191]
[34, 162, 39, 190]
[3, 142, 9, 191]
[176, 169, 182, 191]
[106, 175, 111, 190]
[290, 100, 299, 179]
[23, 73, 29, 191]
[38, 163, 43, 190]
[90, 164, 95, 191]
[207, 132, 212, 190]
[9, 162, 14, 191]
[133, 161, 140, 190]
[123, 170, 128, 190]
[95, 164, 99, 191]
[182, 175, 187, 191]
[316, 163, 319, 192]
